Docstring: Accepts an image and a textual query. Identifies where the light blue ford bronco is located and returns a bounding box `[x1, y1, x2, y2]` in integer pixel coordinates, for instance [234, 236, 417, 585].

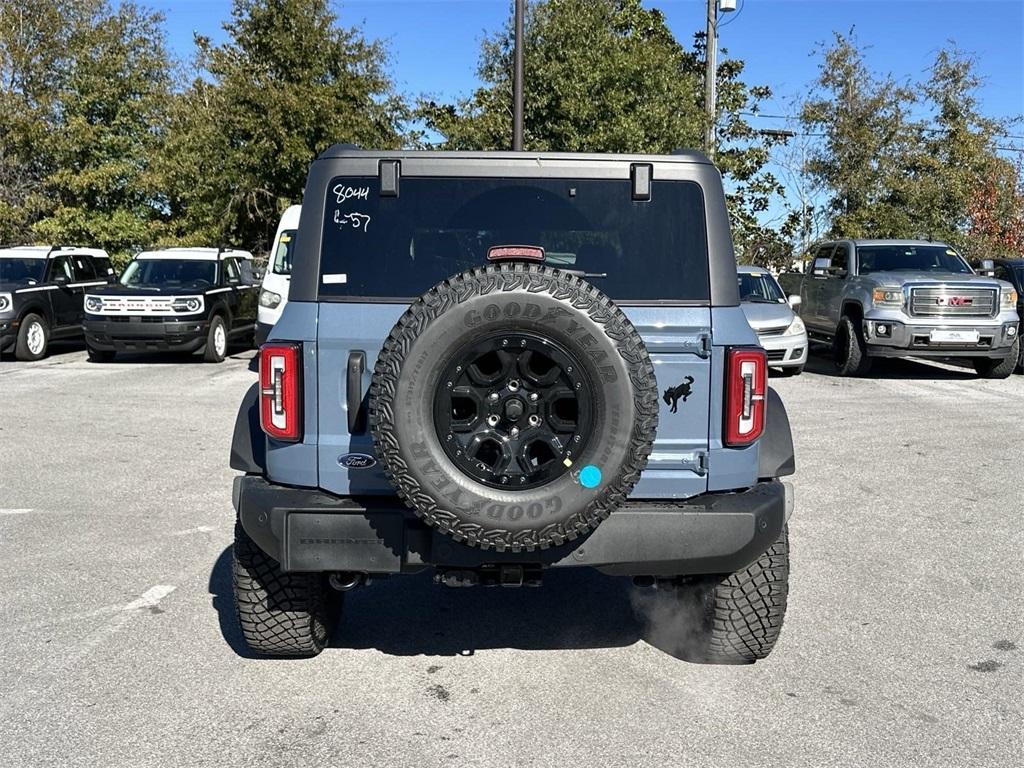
[229, 148, 796, 663]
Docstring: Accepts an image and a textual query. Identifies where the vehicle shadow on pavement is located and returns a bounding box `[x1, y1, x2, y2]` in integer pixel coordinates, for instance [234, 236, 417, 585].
[802, 349, 978, 380]
[209, 546, 652, 658]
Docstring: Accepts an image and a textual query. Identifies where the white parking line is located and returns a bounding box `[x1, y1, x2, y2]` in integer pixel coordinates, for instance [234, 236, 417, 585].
[121, 584, 177, 611]
[0, 508, 32, 515]
[171, 525, 217, 536]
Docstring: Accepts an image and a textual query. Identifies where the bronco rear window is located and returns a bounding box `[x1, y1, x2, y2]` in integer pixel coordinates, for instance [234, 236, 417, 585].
[319, 176, 710, 302]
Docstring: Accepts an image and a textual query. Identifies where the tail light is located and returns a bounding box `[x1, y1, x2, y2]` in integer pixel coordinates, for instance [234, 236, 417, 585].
[724, 347, 767, 447]
[259, 342, 303, 442]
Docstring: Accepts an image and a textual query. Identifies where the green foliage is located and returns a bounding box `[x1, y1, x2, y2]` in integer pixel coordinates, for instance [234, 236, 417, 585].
[418, 0, 784, 264]
[158, 0, 408, 252]
[1, 1, 171, 265]
[799, 32, 1020, 259]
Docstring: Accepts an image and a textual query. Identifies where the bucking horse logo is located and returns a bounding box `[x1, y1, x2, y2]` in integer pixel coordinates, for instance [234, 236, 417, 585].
[662, 376, 695, 413]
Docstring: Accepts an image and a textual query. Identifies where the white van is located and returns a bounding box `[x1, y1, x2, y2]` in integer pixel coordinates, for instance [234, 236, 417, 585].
[256, 204, 300, 343]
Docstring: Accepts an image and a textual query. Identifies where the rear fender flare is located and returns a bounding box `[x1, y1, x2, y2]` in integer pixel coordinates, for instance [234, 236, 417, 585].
[758, 387, 795, 479]
[230, 382, 266, 474]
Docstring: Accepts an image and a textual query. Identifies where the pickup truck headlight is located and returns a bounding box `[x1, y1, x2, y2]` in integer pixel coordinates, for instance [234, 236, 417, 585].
[783, 316, 805, 336]
[171, 297, 203, 313]
[872, 287, 903, 308]
[85, 296, 103, 313]
[1001, 288, 1018, 310]
[259, 289, 282, 309]
[0, 293, 11, 313]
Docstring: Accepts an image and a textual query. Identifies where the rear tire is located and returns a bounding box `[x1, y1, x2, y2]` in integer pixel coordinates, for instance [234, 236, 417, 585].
[15, 313, 49, 361]
[86, 345, 116, 363]
[974, 336, 1019, 379]
[232, 522, 341, 657]
[203, 316, 228, 363]
[833, 315, 872, 377]
[672, 526, 790, 665]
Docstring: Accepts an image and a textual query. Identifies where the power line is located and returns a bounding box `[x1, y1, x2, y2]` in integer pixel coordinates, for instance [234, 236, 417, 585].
[738, 111, 1024, 140]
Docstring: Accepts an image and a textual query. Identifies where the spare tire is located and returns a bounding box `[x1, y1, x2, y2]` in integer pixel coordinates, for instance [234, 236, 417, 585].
[369, 262, 658, 552]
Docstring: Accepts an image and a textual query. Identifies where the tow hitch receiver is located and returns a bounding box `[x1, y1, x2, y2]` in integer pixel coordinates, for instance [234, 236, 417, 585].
[435, 565, 543, 588]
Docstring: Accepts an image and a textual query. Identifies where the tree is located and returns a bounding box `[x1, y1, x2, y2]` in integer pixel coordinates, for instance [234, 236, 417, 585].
[800, 31, 916, 239]
[31, 2, 172, 263]
[418, 0, 784, 261]
[967, 156, 1024, 258]
[0, 0, 171, 262]
[159, 0, 408, 252]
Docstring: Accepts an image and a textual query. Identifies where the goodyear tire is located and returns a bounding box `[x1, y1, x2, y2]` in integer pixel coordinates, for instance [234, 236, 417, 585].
[369, 263, 658, 552]
[232, 522, 342, 657]
[674, 525, 790, 665]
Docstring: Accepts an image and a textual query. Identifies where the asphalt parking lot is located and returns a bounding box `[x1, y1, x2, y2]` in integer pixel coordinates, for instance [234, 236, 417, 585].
[1, 345, 1021, 768]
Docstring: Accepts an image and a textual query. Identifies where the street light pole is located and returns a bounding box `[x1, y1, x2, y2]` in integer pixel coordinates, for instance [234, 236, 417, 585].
[512, 0, 525, 151]
[703, 0, 718, 157]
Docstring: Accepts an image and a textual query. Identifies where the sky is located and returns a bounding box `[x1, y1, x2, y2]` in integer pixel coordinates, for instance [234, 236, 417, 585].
[144, 0, 1024, 228]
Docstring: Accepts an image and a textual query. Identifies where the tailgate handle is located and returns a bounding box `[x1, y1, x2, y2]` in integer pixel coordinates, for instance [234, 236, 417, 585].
[347, 351, 367, 433]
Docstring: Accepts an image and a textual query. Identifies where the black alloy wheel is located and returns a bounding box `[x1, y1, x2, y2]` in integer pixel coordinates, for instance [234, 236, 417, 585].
[434, 333, 594, 490]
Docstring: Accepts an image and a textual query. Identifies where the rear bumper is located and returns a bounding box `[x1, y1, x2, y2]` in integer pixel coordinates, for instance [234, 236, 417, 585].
[83, 318, 209, 353]
[234, 475, 791, 577]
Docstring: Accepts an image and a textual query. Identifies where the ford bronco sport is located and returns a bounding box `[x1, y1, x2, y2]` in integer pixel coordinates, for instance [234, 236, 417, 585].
[229, 148, 796, 664]
[796, 239, 1020, 377]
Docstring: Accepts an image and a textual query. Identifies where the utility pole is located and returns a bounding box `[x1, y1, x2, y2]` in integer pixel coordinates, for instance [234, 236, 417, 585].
[512, 0, 525, 151]
[704, 0, 736, 158]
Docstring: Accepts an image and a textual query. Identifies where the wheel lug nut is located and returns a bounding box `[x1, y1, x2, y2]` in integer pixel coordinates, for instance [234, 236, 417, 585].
[529, 392, 539, 401]
[508, 380, 520, 391]
[528, 415, 540, 427]
[487, 415, 499, 427]
[510, 427, 520, 437]
[488, 392, 500, 402]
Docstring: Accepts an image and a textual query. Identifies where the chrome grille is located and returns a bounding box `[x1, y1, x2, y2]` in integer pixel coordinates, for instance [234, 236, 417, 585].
[908, 286, 997, 318]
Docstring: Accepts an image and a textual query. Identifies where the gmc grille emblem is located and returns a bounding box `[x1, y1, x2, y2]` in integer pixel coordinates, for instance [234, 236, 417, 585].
[936, 296, 973, 306]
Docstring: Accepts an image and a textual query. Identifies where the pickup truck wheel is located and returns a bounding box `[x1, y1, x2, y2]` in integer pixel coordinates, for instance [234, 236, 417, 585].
[232, 522, 342, 657]
[15, 313, 49, 361]
[974, 335, 1019, 379]
[833, 315, 872, 377]
[673, 525, 790, 664]
[370, 262, 659, 552]
[203, 316, 228, 363]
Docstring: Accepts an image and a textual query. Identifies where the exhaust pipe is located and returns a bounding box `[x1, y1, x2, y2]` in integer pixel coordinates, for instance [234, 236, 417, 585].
[329, 572, 365, 591]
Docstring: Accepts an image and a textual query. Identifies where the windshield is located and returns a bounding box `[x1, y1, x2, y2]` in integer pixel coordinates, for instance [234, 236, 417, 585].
[120, 259, 217, 288]
[319, 176, 710, 301]
[857, 245, 972, 275]
[272, 230, 297, 275]
[0, 258, 47, 284]
[738, 272, 785, 303]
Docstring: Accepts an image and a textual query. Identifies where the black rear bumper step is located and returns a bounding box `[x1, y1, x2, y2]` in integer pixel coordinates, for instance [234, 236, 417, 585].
[234, 475, 789, 577]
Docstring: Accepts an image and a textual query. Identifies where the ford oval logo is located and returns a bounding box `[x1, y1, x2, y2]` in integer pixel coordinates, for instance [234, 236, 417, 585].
[338, 453, 377, 470]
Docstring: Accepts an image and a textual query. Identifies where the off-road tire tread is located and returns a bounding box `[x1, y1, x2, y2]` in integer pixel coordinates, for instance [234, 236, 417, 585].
[694, 525, 790, 664]
[232, 522, 340, 657]
[834, 315, 871, 377]
[974, 335, 1019, 379]
[369, 262, 659, 552]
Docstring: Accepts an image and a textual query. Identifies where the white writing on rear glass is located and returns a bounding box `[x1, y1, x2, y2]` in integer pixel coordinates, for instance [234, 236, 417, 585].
[333, 184, 370, 204]
[334, 210, 371, 232]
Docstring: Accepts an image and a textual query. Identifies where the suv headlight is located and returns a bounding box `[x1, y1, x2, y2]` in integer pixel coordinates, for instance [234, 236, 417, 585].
[85, 296, 103, 313]
[259, 289, 282, 309]
[0, 293, 11, 313]
[171, 297, 203, 313]
[1001, 288, 1018, 310]
[872, 287, 903, 308]
[783, 316, 805, 336]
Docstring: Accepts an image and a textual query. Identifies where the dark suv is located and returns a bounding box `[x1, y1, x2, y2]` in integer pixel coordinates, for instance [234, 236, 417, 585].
[83, 247, 259, 362]
[229, 148, 796, 663]
[0, 246, 115, 360]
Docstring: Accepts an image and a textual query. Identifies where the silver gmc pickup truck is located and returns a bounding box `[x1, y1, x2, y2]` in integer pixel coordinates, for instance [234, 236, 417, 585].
[796, 239, 1020, 377]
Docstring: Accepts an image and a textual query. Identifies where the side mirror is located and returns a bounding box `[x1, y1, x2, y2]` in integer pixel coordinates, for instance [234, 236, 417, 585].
[827, 266, 848, 278]
[788, 294, 801, 308]
[53, 275, 69, 286]
[811, 257, 830, 276]
[978, 259, 995, 277]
